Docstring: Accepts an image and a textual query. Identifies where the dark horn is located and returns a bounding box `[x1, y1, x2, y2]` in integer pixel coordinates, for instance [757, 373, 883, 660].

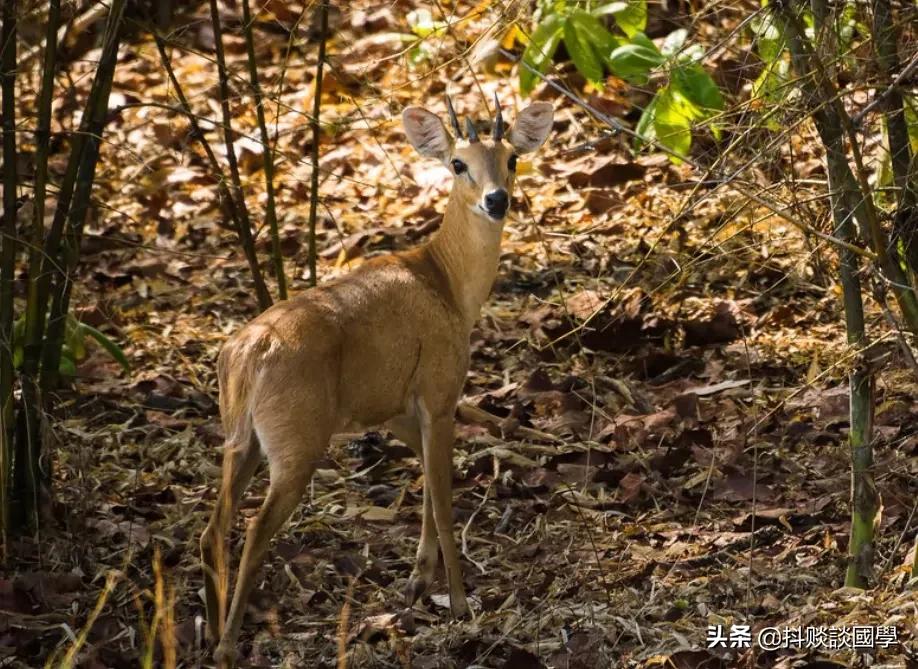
[493, 92, 504, 140]
[446, 96, 463, 139]
[465, 117, 479, 143]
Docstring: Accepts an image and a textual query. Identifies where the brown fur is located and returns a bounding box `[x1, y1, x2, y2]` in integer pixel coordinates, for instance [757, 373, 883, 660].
[200, 102, 553, 667]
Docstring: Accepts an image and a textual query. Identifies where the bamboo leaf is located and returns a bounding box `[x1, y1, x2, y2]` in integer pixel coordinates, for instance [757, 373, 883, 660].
[904, 97, 918, 153]
[65, 315, 85, 361]
[80, 322, 130, 372]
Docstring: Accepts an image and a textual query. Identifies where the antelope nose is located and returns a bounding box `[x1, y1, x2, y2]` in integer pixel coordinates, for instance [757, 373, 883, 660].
[484, 189, 509, 218]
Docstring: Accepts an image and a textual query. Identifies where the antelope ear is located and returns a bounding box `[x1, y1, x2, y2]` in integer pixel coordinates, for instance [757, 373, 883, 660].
[403, 107, 453, 162]
[509, 102, 554, 154]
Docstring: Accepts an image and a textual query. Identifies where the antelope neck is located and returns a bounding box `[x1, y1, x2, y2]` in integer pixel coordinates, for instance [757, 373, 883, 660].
[425, 190, 504, 328]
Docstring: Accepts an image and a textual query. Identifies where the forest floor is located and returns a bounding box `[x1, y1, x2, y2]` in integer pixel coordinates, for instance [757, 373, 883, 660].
[3, 1, 917, 668]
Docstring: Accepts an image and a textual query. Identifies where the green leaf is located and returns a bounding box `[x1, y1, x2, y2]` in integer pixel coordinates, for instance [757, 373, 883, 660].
[751, 57, 790, 105]
[801, 8, 815, 37]
[564, 18, 605, 87]
[611, 0, 646, 37]
[633, 95, 659, 150]
[671, 64, 724, 116]
[653, 86, 693, 160]
[65, 316, 86, 362]
[749, 13, 784, 63]
[661, 28, 687, 57]
[836, 2, 859, 53]
[904, 97, 918, 153]
[607, 36, 664, 84]
[407, 44, 430, 67]
[750, 58, 790, 131]
[59, 354, 77, 378]
[629, 32, 663, 54]
[406, 9, 447, 38]
[521, 14, 565, 95]
[591, 2, 628, 16]
[680, 43, 705, 63]
[570, 10, 624, 68]
[80, 322, 131, 372]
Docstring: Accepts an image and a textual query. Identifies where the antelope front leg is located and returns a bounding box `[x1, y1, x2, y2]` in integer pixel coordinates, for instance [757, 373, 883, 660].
[387, 415, 438, 605]
[421, 412, 471, 619]
[406, 481, 438, 604]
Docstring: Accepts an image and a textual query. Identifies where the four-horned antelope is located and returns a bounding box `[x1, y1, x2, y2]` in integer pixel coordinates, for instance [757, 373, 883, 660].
[200, 96, 554, 666]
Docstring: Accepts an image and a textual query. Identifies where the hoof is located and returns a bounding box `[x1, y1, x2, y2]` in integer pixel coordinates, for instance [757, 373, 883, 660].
[403, 571, 432, 606]
[450, 592, 471, 620]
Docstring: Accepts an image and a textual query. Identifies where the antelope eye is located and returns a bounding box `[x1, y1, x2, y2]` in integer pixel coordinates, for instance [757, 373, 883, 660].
[508, 155, 518, 172]
[451, 159, 467, 175]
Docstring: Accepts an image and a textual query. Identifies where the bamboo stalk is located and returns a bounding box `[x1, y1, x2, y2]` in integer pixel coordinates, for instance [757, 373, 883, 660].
[0, 0, 18, 544]
[870, 0, 918, 271]
[307, 0, 329, 288]
[241, 0, 286, 300]
[207, 0, 272, 311]
[845, 362, 877, 588]
[829, 171, 877, 589]
[24, 3, 117, 395]
[778, 4, 918, 335]
[40, 0, 126, 398]
[15, 0, 61, 535]
[801, 0, 879, 589]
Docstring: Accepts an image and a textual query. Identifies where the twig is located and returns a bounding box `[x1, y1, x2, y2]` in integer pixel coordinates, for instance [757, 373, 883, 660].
[852, 51, 918, 125]
[242, 0, 287, 300]
[456, 402, 563, 443]
[208, 0, 273, 311]
[880, 497, 918, 577]
[777, 4, 918, 334]
[461, 483, 491, 575]
[20, 0, 110, 65]
[875, 280, 918, 380]
[151, 37, 242, 232]
[307, 0, 329, 288]
[500, 48, 878, 263]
